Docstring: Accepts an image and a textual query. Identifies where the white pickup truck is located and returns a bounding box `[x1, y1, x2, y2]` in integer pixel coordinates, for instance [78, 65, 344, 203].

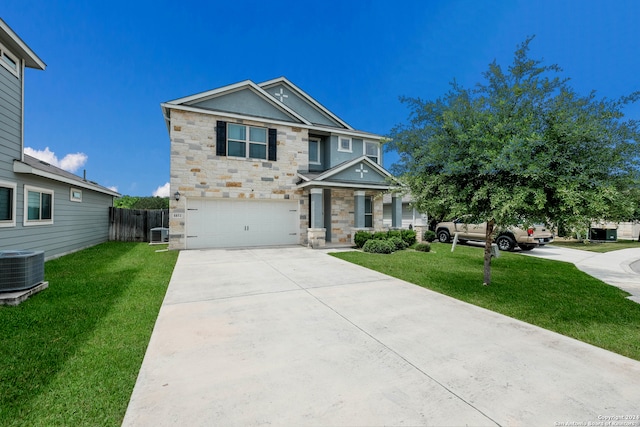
[435, 220, 554, 251]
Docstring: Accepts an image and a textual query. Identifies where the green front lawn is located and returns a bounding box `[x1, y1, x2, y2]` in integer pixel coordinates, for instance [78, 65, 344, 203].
[332, 243, 640, 361]
[0, 242, 178, 426]
[551, 240, 639, 252]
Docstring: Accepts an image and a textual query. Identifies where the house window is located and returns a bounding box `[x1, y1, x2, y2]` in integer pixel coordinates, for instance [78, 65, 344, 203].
[0, 181, 17, 227]
[364, 196, 373, 228]
[309, 138, 321, 164]
[228, 123, 267, 159]
[0, 41, 19, 77]
[338, 136, 352, 153]
[24, 185, 53, 226]
[364, 141, 380, 164]
[70, 188, 82, 202]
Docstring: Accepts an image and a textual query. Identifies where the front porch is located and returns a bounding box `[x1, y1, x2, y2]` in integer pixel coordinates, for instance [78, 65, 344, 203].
[304, 187, 405, 248]
[297, 156, 402, 248]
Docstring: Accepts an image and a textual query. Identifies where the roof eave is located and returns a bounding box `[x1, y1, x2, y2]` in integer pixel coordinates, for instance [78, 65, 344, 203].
[13, 160, 120, 197]
[0, 18, 46, 70]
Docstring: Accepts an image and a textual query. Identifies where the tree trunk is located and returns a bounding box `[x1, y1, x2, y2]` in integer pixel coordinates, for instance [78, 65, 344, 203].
[483, 219, 495, 285]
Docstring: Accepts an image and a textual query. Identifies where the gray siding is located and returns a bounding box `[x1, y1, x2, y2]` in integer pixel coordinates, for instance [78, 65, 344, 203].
[192, 88, 296, 122]
[330, 135, 357, 167]
[0, 64, 22, 178]
[328, 136, 384, 169]
[267, 84, 343, 127]
[328, 161, 388, 184]
[383, 202, 428, 228]
[308, 135, 327, 172]
[0, 174, 113, 260]
[0, 26, 111, 260]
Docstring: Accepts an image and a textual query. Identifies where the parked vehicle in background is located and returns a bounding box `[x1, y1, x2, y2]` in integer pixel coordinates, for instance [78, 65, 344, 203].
[435, 219, 554, 251]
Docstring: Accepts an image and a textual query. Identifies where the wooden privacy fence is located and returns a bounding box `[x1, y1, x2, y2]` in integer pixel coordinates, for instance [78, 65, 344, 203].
[109, 208, 169, 242]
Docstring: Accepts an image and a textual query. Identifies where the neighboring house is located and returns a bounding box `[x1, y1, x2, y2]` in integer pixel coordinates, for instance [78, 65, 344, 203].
[382, 193, 428, 229]
[162, 77, 403, 249]
[0, 19, 119, 260]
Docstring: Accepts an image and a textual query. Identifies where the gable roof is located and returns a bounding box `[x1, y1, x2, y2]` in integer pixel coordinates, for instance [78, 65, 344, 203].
[161, 78, 383, 140]
[259, 77, 353, 130]
[162, 80, 311, 130]
[0, 18, 46, 70]
[14, 155, 120, 197]
[297, 156, 396, 190]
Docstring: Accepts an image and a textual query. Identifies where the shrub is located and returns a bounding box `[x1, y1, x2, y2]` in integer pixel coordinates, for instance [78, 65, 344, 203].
[415, 242, 431, 252]
[362, 239, 395, 254]
[388, 236, 408, 251]
[354, 231, 373, 248]
[372, 231, 388, 240]
[401, 229, 417, 246]
[423, 230, 436, 242]
[387, 230, 402, 239]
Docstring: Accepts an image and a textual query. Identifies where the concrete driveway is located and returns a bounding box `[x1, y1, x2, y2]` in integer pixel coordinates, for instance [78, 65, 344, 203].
[123, 247, 640, 426]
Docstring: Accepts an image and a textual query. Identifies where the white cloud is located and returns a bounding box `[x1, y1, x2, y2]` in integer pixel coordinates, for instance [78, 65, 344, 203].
[153, 182, 170, 197]
[24, 147, 88, 173]
[108, 186, 118, 192]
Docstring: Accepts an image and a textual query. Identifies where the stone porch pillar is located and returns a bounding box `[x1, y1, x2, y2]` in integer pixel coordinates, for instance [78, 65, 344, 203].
[308, 188, 325, 248]
[310, 188, 324, 229]
[391, 194, 403, 228]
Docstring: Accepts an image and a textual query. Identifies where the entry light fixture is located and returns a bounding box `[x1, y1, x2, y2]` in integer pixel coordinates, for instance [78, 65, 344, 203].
[174, 191, 180, 201]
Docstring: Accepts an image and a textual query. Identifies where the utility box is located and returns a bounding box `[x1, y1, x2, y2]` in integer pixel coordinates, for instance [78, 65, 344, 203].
[605, 229, 617, 241]
[150, 227, 169, 244]
[590, 228, 617, 242]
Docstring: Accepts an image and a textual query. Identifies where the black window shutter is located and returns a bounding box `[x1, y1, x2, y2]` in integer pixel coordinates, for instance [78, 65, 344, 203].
[268, 128, 277, 161]
[216, 121, 227, 156]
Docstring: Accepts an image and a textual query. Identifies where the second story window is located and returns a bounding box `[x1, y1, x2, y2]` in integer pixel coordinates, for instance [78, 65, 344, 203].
[0, 41, 19, 77]
[216, 121, 277, 161]
[228, 124, 267, 160]
[309, 138, 321, 165]
[365, 141, 380, 164]
[338, 136, 352, 153]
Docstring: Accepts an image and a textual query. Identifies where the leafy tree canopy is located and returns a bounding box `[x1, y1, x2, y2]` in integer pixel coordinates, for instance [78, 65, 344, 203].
[389, 36, 640, 283]
[390, 36, 639, 229]
[114, 195, 169, 210]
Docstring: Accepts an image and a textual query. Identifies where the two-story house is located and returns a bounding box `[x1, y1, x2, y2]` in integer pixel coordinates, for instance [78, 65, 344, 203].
[0, 18, 119, 259]
[162, 77, 403, 250]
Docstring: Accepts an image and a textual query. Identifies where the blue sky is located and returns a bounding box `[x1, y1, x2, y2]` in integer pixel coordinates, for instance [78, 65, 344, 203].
[3, 0, 639, 196]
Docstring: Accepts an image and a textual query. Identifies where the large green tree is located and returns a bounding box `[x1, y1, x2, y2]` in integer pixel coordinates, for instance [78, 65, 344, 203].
[389, 37, 640, 284]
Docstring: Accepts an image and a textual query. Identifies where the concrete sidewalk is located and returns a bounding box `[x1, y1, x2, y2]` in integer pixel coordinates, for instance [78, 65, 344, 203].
[522, 245, 640, 303]
[123, 247, 640, 426]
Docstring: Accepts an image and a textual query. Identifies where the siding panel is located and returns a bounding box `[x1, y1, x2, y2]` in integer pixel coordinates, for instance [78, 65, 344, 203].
[0, 175, 114, 260]
[0, 60, 22, 176]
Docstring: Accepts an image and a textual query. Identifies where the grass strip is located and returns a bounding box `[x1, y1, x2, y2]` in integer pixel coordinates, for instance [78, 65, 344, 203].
[0, 242, 178, 426]
[550, 240, 640, 252]
[332, 243, 640, 361]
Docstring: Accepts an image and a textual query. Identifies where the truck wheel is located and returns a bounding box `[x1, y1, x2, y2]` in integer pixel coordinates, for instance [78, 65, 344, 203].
[437, 230, 450, 243]
[496, 235, 515, 251]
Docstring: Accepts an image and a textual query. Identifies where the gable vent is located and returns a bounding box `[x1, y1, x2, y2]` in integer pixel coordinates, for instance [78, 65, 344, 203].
[0, 251, 45, 292]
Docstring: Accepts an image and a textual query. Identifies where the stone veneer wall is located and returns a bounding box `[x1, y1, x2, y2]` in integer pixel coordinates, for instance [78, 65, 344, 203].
[168, 109, 308, 250]
[328, 189, 384, 244]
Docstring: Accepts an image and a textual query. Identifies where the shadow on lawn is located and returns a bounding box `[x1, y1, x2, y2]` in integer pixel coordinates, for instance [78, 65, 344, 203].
[0, 243, 140, 420]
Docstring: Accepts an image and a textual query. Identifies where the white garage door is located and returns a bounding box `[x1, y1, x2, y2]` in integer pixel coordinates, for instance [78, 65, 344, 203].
[186, 199, 299, 249]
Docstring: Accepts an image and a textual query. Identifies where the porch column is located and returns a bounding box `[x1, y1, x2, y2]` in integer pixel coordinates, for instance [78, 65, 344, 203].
[308, 188, 326, 248]
[310, 188, 324, 228]
[391, 194, 402, 228]
[354, 190, 365, 228]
